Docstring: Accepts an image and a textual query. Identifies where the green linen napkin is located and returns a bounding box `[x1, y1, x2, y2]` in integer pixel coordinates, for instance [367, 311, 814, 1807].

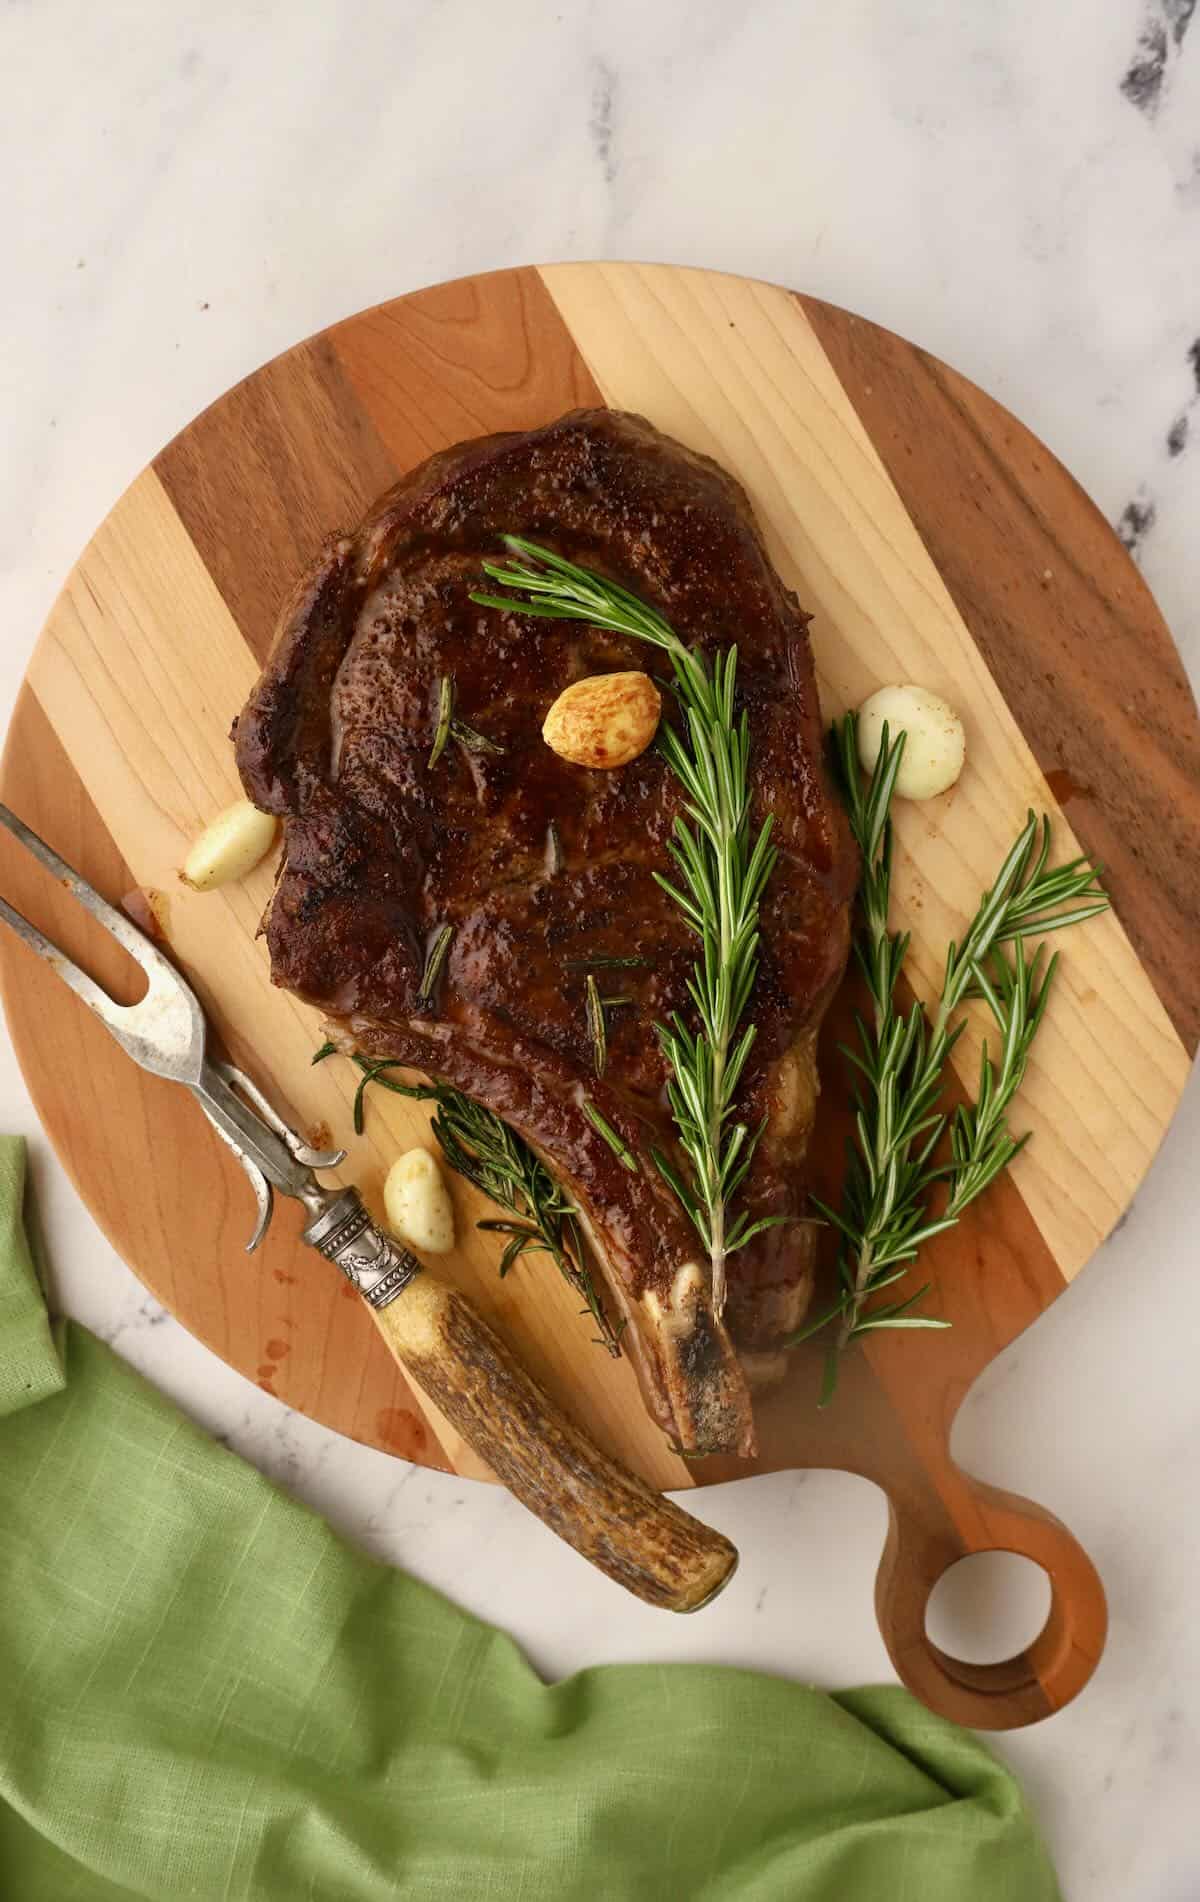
[0, 1138, 65, 1418]
[0, 1136, 1060, 1900]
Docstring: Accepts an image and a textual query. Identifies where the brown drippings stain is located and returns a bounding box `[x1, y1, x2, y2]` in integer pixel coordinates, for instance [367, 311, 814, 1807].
[256, 1379, 276, 1395]
[1045, 767, 1093, 805]
[256, 1363, 277, 1380]
[308, 1120, 332, 1150]
[273, 1270, 298, 1285]
[120, 888, 170, 942]
[375, 1407, 429, 1458]
[341, 1280, 359, 1301]
[264, 1338, 290, 1360]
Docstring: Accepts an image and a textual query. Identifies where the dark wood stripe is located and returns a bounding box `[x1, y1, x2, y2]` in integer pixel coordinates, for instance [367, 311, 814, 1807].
[800, 293, 1200, 1055]
[155, 335, 399, 664]
[328, 264, 605, 468]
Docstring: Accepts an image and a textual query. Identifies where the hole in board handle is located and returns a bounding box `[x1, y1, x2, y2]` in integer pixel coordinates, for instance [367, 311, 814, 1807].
[925, 1551, 1052, 1666]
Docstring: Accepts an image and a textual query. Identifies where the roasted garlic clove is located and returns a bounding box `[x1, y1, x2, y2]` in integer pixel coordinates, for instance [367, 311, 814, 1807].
[543, 671, 662, 769]
[384, 1148, 456, 1255]
[857, 685, 966, 800]
[181, 800, 278, 891]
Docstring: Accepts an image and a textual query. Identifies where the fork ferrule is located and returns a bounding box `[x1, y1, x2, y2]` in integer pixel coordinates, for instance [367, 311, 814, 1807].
[303, 1189, 422, 1310]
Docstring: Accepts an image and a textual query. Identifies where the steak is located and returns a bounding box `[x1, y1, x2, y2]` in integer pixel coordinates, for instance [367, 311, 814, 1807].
[235, 410, 856, 1457]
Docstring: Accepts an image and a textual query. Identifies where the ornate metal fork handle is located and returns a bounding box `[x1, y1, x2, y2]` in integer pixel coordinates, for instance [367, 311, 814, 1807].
[191, 1061, 419, 1304]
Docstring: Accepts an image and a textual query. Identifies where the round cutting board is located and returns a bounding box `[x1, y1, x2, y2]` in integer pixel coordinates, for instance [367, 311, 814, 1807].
[2, 265, 1197, 1730]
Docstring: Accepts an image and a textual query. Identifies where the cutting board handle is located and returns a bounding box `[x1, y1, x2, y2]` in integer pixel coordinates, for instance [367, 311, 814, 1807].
[874, 1467, 1108, 1730]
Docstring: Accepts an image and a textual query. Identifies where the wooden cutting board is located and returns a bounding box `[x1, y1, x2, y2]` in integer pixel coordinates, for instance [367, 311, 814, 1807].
[2, 264, 1197, 1731]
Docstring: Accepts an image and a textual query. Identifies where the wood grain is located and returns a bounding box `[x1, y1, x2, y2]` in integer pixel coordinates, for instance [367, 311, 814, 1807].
[801, 295, 1200, 1051]
[329, 266, 604, 466]
[3, 264, 1196, 1726]
[158, 334, 398, 663]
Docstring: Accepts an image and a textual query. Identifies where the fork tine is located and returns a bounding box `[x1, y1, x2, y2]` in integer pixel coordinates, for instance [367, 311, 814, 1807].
[0, 802, 179, 989]
[0, 802, 205, 1081]
[0, 891, 130, 1032]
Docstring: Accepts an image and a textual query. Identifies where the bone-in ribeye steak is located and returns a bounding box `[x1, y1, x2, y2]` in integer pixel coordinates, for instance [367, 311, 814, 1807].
[236, 410, 857, 1457]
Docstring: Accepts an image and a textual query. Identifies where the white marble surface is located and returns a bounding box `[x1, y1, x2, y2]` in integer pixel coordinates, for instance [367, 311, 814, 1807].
[4, 3, 1200, 1895]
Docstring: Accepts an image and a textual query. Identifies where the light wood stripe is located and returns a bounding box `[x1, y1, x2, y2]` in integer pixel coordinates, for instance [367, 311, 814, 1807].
[538, 261, 1192, 1282]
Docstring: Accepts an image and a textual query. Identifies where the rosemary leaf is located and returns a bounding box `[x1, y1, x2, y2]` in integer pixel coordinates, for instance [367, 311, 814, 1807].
[350, 1053, 436, 1102]
[584, 974, 607, 1078]
[818, 1349, 840, 1409]
[498, 1232, 531, 1277]
[450, 717, 505, 755]
[546, 821, 564, 875]
[582, 1098, 639, 1173]
[417, 924, 454, 1010]
[428, 675, 505, 763]
[564, 954, 653, 971]
[428, 675, 455, 769]
[853, 1315, 955, 1333]
[348, 1057, 419, 1135]
[311, 1040, 336, 1065]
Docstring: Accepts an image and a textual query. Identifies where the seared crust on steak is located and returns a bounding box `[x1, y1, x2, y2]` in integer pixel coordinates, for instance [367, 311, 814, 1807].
[236, 410, 856, 1456]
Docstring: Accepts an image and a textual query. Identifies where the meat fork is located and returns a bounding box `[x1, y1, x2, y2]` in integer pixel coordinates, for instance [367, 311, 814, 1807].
[0, 801, 736, 1611]
[0, 804, 347, 1253]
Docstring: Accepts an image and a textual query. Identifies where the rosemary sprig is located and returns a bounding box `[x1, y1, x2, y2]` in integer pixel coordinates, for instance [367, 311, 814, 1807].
[431, 1093, 622, 1354]
[473, 537, 780, 1318]
[795, 713, 1109, 1401]
[417, 924, 454, 1010]
[311, 1046, 624, 1354]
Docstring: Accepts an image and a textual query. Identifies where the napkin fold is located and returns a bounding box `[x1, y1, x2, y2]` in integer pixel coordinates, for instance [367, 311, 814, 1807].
[0, 1137, 1060, 1900]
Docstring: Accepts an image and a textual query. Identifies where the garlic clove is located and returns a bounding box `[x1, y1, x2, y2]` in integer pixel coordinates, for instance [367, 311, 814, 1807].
[542, 670, 661, 769]
[857, 685, 966, 801]
[383, 1148, 456, 1256]
[180, 800, 278, 891]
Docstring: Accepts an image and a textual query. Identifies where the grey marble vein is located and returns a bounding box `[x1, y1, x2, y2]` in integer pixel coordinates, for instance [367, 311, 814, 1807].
[1122, 0, 1196, 115]
[589, 58, 618, 184]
